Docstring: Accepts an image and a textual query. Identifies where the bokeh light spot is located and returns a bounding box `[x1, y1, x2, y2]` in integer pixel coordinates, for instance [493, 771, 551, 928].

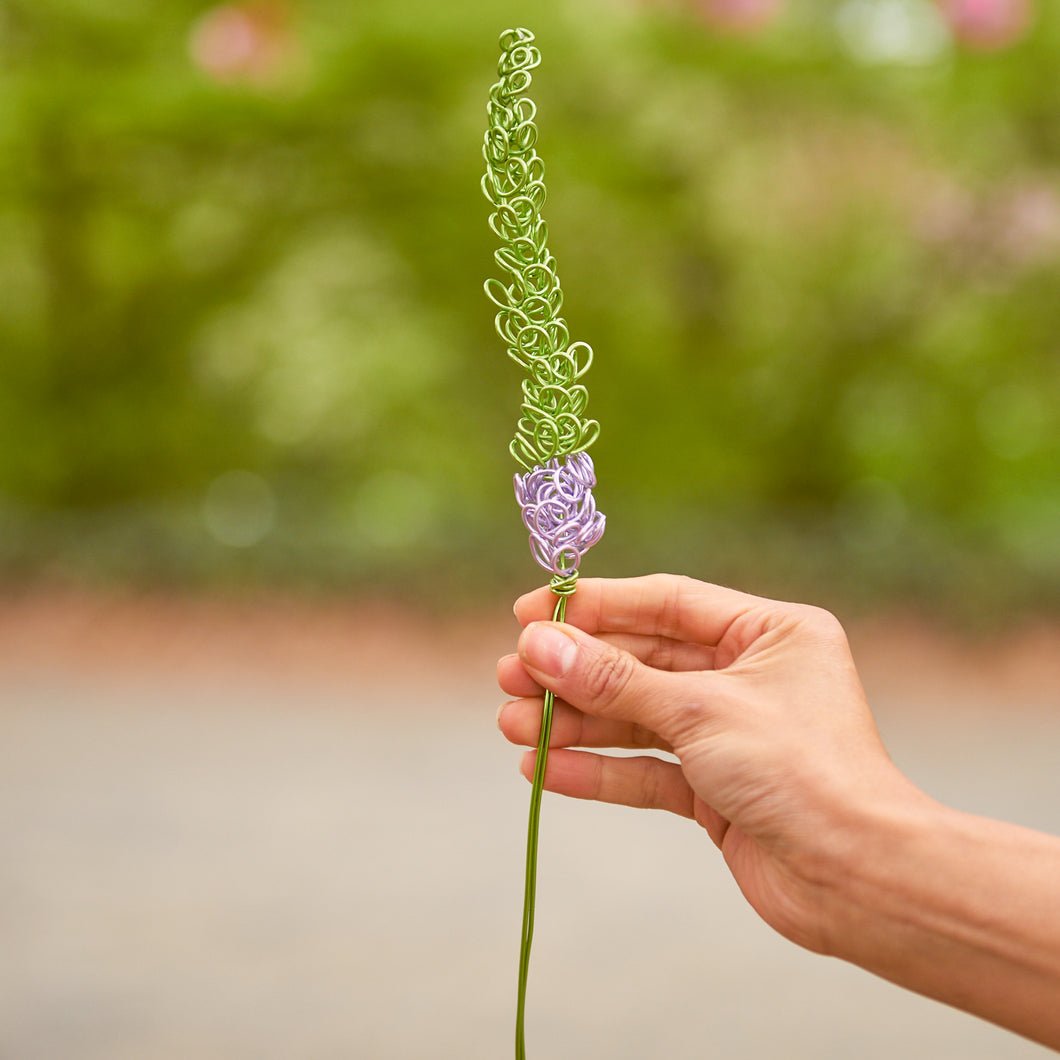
[836, 0, 952, 65]
[202, 470, 277, 547]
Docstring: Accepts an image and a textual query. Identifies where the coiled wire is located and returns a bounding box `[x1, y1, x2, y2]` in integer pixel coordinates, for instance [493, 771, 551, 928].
[482, 27, 601, 473]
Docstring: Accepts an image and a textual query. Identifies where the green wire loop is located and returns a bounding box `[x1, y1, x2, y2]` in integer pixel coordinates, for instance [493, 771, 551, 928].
[482, 27, 600, 473]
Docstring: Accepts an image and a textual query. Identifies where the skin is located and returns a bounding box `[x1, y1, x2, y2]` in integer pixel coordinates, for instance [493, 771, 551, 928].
[496, 574, 1060, 1050]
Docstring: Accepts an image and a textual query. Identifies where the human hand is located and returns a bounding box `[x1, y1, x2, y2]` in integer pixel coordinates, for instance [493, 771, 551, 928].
[497, 574, 927, 953]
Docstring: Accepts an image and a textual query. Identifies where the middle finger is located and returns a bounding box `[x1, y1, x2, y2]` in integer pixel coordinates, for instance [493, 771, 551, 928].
[497, 696, 674, 754]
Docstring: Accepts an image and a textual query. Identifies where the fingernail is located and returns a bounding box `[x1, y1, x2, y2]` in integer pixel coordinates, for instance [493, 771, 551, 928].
[496, 702, 509, 728]
[522, 623, 578, 678]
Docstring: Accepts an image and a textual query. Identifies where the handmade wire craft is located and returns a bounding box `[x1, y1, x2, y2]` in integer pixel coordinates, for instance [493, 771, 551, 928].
[482, 27, 605, 1059]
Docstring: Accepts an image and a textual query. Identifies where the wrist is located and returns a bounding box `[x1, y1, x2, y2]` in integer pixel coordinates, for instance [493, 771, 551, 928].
[815, 786, 1060, 1048]
[769, 769, 938, 956]
[815, 782, 951, 963]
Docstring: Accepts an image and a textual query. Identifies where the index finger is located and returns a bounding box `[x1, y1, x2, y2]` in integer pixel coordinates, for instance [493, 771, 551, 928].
[514, 573, 768, 646]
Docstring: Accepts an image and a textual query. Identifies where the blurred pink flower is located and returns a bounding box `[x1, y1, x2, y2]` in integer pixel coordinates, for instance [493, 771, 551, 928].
[189, 2, 305, 87]
[694, 0, 786, 33]
[999, 182, 1060, 265]
[915, 175, 1060, 277]
[937, 0, 1034, 50]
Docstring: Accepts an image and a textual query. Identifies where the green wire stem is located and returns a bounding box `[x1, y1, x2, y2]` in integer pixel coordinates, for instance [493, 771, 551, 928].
[516, 570, 577, 1060]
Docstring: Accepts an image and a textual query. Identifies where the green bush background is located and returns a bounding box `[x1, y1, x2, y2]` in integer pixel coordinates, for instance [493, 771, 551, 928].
[2, 0, 1058, 618]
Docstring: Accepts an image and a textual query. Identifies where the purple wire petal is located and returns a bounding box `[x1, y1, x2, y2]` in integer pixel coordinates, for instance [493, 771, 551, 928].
[513, 451, 605, 576]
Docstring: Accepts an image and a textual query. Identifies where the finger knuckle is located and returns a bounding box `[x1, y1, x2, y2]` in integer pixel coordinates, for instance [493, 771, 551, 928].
[668, 695, 711, 743]
[637, 764, 660, 810]
[582, 646, 636, 710]
[790, 603, 846, 641]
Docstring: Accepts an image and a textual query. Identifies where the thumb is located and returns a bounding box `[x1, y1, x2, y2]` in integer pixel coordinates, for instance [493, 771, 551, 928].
[518, 621, 679, 730]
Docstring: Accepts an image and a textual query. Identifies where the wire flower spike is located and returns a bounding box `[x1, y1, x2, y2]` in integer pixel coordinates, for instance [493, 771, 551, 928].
[482, 27, 605, 1059]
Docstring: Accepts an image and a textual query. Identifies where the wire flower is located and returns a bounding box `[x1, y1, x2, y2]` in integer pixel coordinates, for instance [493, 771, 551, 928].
[483, 28, 609, 1059]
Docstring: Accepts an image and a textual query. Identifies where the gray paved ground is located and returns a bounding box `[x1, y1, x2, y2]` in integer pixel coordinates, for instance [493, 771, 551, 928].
[0, 594, 1058, 1058]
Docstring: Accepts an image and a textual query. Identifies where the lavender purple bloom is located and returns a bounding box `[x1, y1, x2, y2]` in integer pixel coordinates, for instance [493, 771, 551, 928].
[514, 451, 605, 577]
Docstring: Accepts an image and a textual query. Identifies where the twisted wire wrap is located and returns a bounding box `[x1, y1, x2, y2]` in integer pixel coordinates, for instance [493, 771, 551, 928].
[482, 27, 601, 473]
[549, 570, 579, 596]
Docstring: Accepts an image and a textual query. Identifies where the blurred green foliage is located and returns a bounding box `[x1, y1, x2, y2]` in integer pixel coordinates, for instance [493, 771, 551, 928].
[1, 0, 1059, 617]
